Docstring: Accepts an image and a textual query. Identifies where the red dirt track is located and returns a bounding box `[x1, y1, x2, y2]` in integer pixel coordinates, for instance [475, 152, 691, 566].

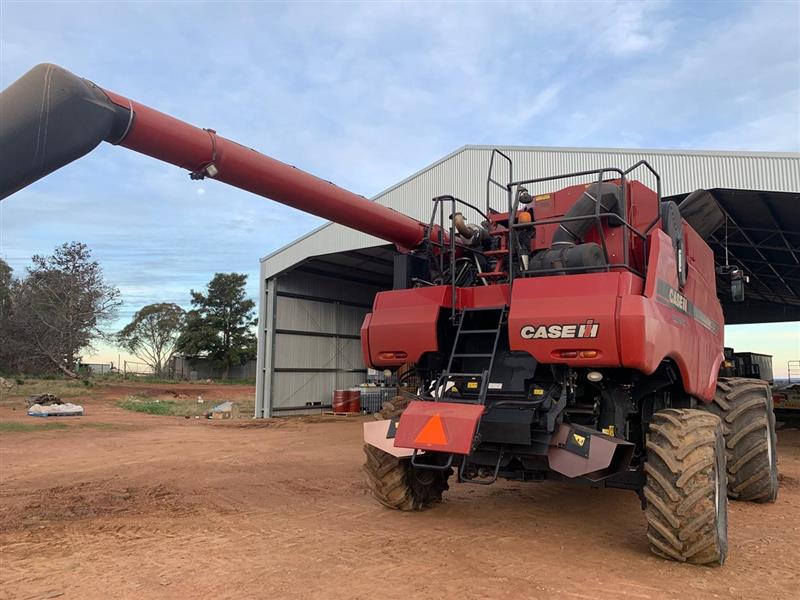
[1, 383, 798, 599]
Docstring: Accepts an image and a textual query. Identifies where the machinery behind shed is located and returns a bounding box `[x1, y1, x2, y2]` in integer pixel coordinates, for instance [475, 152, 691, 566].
[0, 64, 791, 567]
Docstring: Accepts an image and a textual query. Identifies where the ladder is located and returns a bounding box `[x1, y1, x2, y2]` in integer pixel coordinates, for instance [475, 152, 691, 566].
[438, 307, 507, 405]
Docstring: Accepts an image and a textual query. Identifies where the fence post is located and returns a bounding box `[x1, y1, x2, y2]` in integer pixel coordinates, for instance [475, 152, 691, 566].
[123, 360, 127, 380]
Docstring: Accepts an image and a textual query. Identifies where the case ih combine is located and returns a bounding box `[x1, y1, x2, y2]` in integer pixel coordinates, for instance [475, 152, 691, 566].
[1, 64, 779, 566]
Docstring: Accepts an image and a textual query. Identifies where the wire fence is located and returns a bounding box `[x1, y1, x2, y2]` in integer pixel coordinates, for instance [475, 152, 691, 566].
[115, 358, 257, 382]
[123, 360, 156, 379]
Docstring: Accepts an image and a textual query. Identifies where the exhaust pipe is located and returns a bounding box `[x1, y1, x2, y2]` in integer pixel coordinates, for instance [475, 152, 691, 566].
[0, 64, 132, 200]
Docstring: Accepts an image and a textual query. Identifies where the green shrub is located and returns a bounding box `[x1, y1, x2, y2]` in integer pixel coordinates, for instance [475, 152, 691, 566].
[0, 421, 68, 433]
[118, 398, 180, 416]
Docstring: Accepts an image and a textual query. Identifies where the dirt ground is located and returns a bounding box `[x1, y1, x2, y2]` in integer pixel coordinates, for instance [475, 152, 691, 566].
[1, 381, 798, 600]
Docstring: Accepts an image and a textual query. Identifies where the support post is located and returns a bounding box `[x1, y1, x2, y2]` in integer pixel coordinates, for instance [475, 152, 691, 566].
[255, 275, 278, 418]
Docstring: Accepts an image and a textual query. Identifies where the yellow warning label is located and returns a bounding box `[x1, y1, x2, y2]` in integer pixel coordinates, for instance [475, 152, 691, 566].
[451, 387, 458, 393]
[533, 388, 544, 396]
[602, 426, 616, 437]
[467, 381, 478, 389]
[573, 433, 586, 447]
[534, 194, 551, 202]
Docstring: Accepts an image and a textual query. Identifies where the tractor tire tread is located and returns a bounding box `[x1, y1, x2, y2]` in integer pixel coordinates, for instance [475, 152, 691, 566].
[703, 378, 778, 503]
[644, 408, 727, 565]
[363, 396, 451, 511]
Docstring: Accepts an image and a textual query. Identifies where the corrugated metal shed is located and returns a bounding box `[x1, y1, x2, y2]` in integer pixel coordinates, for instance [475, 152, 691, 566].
[255, 145, 800, 417]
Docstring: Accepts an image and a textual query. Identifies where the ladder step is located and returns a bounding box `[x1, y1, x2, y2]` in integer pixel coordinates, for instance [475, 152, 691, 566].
[446, 372, 484, 378]
[459, 329, 497, 334]
[483, 249, 508, 256]
[478, 272, 508, 278]
[452, 353, 493, 358]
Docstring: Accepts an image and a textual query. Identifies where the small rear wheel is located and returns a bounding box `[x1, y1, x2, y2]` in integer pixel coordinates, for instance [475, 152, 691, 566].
[644, 409, 727, 565]
[703, 378, 779, 502]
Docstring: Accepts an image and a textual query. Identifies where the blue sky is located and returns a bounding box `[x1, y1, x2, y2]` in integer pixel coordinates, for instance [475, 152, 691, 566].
[1, 0, 798, 373]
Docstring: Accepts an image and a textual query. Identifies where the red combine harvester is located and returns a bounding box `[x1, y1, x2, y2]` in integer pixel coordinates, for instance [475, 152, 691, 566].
[1, 64, 779, 565]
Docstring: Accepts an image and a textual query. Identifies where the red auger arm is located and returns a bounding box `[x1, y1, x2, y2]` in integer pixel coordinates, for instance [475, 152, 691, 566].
[0, 64, 430, 251]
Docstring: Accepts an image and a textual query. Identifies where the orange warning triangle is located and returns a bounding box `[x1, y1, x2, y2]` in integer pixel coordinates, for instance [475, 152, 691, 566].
[414, 414, 448, 445]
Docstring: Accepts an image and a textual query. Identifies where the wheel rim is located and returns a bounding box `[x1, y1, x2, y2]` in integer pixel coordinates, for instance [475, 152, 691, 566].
[714, 434, 728, 561]
[766, 423, 774, 468]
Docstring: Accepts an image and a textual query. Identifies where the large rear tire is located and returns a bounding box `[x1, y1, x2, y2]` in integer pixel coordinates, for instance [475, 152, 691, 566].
[644, 409, 728, 565]
[364, 394, 451, 510]
[374, 394, 412, 420]
[362, 444, 450, 510]
[703, 378, 778, 502]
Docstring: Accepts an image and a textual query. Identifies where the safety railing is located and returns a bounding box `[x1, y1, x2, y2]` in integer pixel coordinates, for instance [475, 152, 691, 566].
[507, 161, 662, 284]
[425, 194, 491, 321]
[486, 149, 512, 215]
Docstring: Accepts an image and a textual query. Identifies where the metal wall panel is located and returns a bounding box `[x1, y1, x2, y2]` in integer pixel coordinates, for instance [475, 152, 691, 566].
[274, 334, 337, 370]
[338, 305, 371, 335]
[262, 270, 376, 413]
[272, 371, 336, 411]
[276, 296, 338, 334]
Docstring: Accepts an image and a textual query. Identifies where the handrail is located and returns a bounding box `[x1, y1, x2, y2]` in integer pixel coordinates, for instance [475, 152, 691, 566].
[425, 161, 662, 295]
[486, 149, 513, 215]
[427, 195, 494, 321]
[506, 162, 662, 284]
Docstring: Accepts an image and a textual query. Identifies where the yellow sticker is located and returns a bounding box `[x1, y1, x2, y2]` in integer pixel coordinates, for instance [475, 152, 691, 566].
[602, 426, 616, 437]
[533, 388, 544, 396]
[467, 381, 478, 389]
[535, 194, 551, 202]
[573, 433, 586, 447]
[451, 387, 458, 393]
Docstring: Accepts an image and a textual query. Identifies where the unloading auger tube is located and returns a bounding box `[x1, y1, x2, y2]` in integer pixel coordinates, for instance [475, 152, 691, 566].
[0, 63, 436, 251]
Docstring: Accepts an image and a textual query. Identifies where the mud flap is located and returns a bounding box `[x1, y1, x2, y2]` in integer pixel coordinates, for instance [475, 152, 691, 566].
[547, 424, 634, 482]
[363, 419, 414, 458]
[393, 401, 484, 455]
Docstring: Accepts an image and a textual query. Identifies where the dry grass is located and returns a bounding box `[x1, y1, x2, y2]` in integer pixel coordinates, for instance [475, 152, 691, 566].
[0, 421, 134, 434]
[117, 394, 218, 418]
[0, 378, 92, 405]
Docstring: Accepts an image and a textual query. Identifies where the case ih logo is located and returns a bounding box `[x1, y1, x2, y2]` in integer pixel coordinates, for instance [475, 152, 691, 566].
[520, 320, 599, 340]
[667, 288, 688, 312]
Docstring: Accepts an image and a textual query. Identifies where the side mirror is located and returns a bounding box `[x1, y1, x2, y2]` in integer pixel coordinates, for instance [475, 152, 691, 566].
[717, 265, 748, 303]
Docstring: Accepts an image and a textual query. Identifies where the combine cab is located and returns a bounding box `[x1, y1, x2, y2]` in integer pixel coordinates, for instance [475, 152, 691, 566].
[0, 65, 780, 566]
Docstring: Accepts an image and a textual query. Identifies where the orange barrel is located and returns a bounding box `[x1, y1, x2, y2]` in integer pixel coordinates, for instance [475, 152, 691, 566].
[332, 390, 349, 412]
[347, 389, 361, 413]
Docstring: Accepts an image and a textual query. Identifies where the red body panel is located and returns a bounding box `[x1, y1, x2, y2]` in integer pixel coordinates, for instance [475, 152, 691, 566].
[362, 286, 451, 367]
[508, 273, 635, 366]
[363, 210, 723, 402]
[394, 401, 484, 455]
[618, 227, 724, 402]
